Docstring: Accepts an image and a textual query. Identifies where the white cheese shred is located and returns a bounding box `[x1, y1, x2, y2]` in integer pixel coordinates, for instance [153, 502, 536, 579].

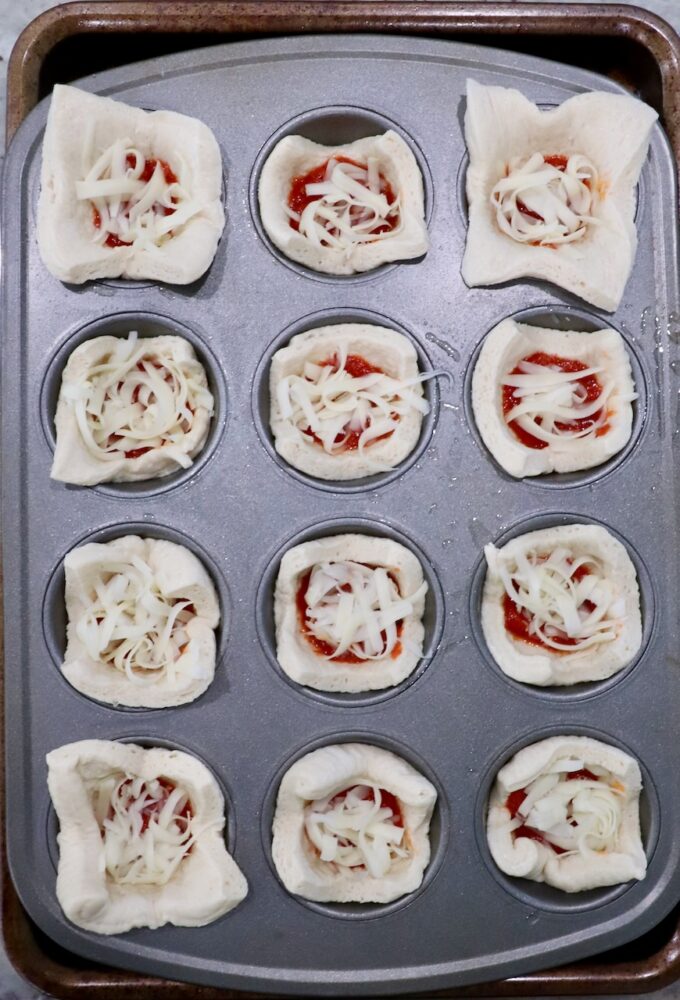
[276, 343, 437, 471]
[507, 759, 625, 858]
[74, 554, 208, 687]
[291, 157, 402, 258]
[304, 784, 409, 877]
[491, 153, 599, 246]
[62, 331, 214, 465]
[92, 773, 194, 886]
[502, 358, 620, 444]
[487, 543, 625, 652]
[76, 132, 203, 250]
[301, 560, 426, 660]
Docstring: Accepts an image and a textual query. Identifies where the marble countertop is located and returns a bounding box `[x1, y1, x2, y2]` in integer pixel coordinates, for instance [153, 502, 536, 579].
[1, 0, 679, 997]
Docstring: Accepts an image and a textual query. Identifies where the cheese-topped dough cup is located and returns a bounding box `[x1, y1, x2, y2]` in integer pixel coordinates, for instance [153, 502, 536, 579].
[52, 332, 214, 486]
[38, 85, 224, 284]
[472, 318, 636, 478]
[47, 740, 248, 934]
[482, 524, 642, 687]
[487, 736, 646, 892]
[274, 533, 428, 693]
[272, 743, 437, 903]
[462, 79, 657, 311]
[62, 535, 220, 708]
[258, 131, 428, 275]
[269, 324, 431, 480]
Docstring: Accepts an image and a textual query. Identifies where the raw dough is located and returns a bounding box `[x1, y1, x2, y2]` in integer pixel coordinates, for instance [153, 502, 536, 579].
[47, 739, 248, 933]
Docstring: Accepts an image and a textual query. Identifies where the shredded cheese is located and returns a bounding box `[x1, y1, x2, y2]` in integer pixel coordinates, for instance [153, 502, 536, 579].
[61, 331, 214, 466]
[502, 359, 614, 444]
[305, 784, 409, 877]
[74, 554, 208, 687]
[288, 157, 402, 257]
[508, 759, 625, 858]
[276, 343, 434, 469]
[90, 773, 194, 885]
[491, 153, 599, 246]
[76, 130, 203, 250]
[302, 560, 426, 660]
[487, 543, 624, 652]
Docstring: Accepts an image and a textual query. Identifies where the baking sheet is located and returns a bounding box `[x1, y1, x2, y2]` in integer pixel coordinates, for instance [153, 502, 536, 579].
[2, 32, 680, 996]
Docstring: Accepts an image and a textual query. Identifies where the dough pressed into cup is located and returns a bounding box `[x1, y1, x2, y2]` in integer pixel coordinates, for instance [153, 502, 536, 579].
[258, 131, 428, 274]
[482, 523, 642, 686]
[487, 735, 646, 892]
[462, 79, 657, 311]
[472, 318, 635, 478]
[38, 85, 224, 284]
[62, 535, 220, 708]
[47, 739, 248, 933]
[269, 323, 428, 480]
[274, 533, 427, 692]
[272, 742, 437, 903]
[52, 332, 214, 486]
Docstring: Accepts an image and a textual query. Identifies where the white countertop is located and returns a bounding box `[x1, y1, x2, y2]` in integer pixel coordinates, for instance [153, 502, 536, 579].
[1, 0, 679, 997]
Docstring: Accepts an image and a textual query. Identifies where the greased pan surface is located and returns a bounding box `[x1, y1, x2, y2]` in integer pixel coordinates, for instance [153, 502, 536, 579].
[3, 33, 680, 996]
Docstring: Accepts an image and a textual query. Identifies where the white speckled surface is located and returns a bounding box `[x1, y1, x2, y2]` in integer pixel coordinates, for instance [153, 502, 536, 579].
[1, 0, 679, 997]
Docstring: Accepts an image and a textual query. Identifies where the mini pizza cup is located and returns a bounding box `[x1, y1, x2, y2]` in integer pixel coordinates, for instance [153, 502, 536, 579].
[461, 79, 657, 311]
[51, 332, 214, 486]
[269, 323, 430, 481]
[272, 742, 437, 904]
[472, 318, 636, 478]
[258, 131, 428, 275]
[487, 735, 646, 893]
[482, 523, 642, 687]
[38, 85, 224, 284]
[62, 535, 220, 708]
[46, 740, 248, 934]
[274, 533, 427, 693]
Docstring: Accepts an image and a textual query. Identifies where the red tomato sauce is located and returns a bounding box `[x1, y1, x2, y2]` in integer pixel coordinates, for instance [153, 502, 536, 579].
[288, 156, 398, 235]
[302, 353, 396, 453]
[92, 155, 178, 248]
[105, 357, 188, 460]
[296, 567, 403, 663]
[111, 777, 192, 833]
[516, 154, 569, 222]
[503, 351, 607, 450]
[505, 767, 600, 854]
[503, 557, 596, 652]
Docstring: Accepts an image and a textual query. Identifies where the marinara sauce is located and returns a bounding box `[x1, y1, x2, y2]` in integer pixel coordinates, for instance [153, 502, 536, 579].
[503, 560, 596, 652]
[505, 768, 599, 854]
[503, 351, 608, 450]
[92, 155, 178, 248]
[288, 156, 398, 236]
[302, 353, 396, 453]
[516, 154, 570, 221]
[296, 566, 404, 663]
[109, 777, 192, 833]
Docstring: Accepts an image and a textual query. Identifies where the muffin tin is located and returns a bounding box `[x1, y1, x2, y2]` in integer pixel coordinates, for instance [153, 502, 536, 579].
[2, 32, 680, 996]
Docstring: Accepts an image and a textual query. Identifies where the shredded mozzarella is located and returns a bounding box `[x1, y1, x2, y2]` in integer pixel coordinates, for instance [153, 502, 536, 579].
[61, 331, 214, 466]
[302, 560, 426, 660]
[488, 543, 624, 652]
[293, 157, 402, 258]
[305, 784, 409, 877]
[74, 554, 207, 687]
[509, 759, 625, 858]
[76, 130, 203, 250]
[491, 153, 599, 246]
[276, 343, 435, 469]
[91, 773, 194, 885]
[502, 359, 616, 444]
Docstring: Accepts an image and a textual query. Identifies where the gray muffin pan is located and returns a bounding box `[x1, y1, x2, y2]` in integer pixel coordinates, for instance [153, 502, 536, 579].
[2, 32, 680, 996]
